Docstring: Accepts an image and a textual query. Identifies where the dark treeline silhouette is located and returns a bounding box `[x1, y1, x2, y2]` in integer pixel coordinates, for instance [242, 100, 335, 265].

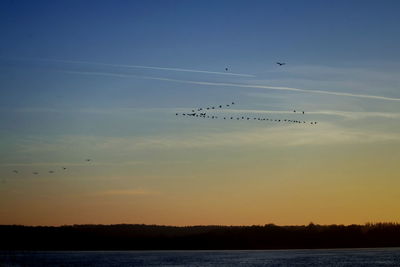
[1, 223, 400, 250]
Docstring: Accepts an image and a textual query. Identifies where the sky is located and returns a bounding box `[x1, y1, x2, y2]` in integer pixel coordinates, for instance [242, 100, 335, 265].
[0, 0, 400, 226]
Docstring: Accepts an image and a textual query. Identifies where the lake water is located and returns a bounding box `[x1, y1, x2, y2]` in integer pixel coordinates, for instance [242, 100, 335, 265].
[1, 248, 400, 266]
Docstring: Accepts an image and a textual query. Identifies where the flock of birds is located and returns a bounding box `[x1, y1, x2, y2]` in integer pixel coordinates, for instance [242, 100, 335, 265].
[7, 61, 315, 178]
[10, 159, 92, 177]
[176, 62, 320, 125]
[175, 101, 318, 125]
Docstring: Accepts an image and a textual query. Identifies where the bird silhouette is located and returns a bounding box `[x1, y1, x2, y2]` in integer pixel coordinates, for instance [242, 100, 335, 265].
[276, 62, 286, 66]
[62, 167, 67, 170]
[13, 170, 18, 174]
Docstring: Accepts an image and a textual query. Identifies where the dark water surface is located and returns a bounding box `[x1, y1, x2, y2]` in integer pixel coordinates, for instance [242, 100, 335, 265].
[1, 248, 400, 266]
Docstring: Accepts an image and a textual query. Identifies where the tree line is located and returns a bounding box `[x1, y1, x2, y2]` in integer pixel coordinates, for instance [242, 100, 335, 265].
[1, 222, 400, 250]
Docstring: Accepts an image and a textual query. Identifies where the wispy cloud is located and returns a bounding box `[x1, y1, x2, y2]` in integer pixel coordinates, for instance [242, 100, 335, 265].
[83, 125, 400, 148]
[210, 108, 400, 119]
[8, 106, 400, 120]
[0, 106, 183, 115]
[62, 70, 400, 102]
[307, 110, 400, 119]
[146, 76, 400, 102]
[93, 189, 159, 196]
[275, 64, 400, 82]
[35, 58, 255, 77]
[14, 123, 400, 156]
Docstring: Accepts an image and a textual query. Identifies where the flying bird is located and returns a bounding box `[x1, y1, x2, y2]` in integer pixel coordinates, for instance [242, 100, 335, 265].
[33, 172, 38, 175]
[86, 159, 91, 162]
[225, 67, 229, 71]
[62, 167, 67, 170]
[276, 62, 286, 66]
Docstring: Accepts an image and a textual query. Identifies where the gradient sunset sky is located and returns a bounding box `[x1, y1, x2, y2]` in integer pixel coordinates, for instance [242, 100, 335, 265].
[1, 0, 400, 226]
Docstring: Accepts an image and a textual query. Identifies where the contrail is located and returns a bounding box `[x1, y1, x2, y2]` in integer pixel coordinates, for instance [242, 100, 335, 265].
[145, 76, 400, 102]
[36, 58, 255, 77]
[62, 70, 400, 102]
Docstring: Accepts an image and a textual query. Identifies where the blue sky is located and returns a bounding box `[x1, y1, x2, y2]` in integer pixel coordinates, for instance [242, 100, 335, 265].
[1, 0, 400, 225]
[2, 0, 400, 64]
